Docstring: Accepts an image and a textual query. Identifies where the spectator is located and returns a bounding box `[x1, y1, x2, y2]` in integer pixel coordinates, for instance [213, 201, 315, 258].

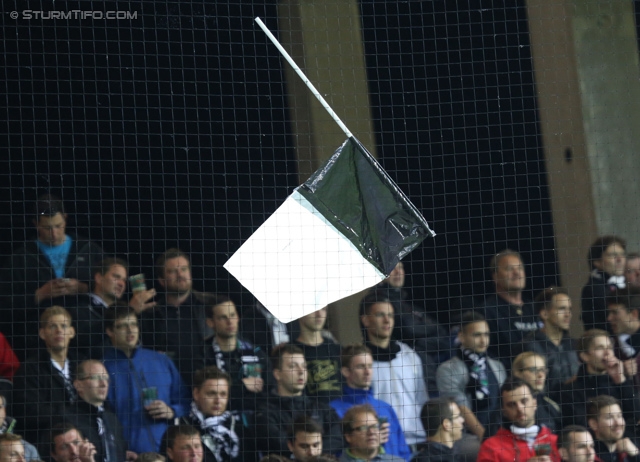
[340, 404, 403, 462]
[65, 360, 130, 462]
[70, 258, 157, 357]
[287, 416, 323, 462]
[606, 288, 640, 363]
[582, 236, 627, 331]
[0, 194, 103, 359]
[626, 254, 640, 289]
[436, 311, 507, 441]
[0, 333, 19, 393]
[330, 345, 411, 461]
[102, 306, 190, 453]
[376, 263, 451, 362]
[0, 393, 41, 461]
[556, 425, 596, 462]
[587, 395, 638, 462]
[481, 250, 539, 369]
[560, 329, 640, 428]
[177, 366, 241, 462]
[139, 249, 215, 382]
[0, 433, 26, 462]
[512, 352, 562, 432]
[12, 306, 83, 446]
[48, 423, 97, 462]
[521, 287, 580, 397]
[161, 425, 203, 462]
[254, 344, 343, 457]
[293, 307, 342, 403]
[200, 295, 268, 416]
[360, 292, 429, 447]
[413, 398, 465, 462]
[477, 378, 560, 462]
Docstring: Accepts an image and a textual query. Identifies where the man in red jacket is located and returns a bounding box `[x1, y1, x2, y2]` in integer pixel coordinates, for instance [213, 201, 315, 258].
[478, 378, 560, 462]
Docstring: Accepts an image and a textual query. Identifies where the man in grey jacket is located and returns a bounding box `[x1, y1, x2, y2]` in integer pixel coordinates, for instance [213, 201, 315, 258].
[436, 311, 507, 442]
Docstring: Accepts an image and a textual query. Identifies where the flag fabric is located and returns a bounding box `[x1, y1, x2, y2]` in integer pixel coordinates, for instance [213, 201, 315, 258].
[224, 137, 435, 323]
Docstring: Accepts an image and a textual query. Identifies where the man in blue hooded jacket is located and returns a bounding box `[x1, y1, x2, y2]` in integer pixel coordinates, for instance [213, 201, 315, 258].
[330, 344, 411, 461]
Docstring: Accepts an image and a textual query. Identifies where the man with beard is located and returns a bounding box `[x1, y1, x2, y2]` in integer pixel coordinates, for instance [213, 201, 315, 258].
[139, 249, 215, 383]
[477, 378, 560, 462]
[481, 250, 540, 370]
[12, 306, 83, 447]
[557, 426, 597, 462]
[340, 404, 404, 462]
[587, 395, 638, 462]
[293, 307, 342, 403]
[177, 366, 241, 462]
[512, 352, 562, 433]
[520, 287, 580, 398]
[65, 360, 130, 462]
[102, 306, 190, 454]
[560, 329, 640, 428]
[200, 296, 268, 417]
[582, 236, 627, 331]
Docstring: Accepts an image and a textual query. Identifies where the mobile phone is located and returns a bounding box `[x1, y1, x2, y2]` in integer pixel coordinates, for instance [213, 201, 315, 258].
[378, 417, 388, 425]
[534, 444, 551, 456]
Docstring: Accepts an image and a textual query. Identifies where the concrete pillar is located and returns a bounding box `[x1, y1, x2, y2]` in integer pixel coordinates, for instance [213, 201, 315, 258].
[526, 0, 640, 336]
[277, 0, 377, 343]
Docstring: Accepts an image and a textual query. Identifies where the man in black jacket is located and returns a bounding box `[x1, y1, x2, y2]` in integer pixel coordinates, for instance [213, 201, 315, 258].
[587, 395, 639, 462]
[0, 194, 103, 358]
[414, 398, 465, 462]
[65, 360, 129, 462]
[12, 306, 83, 448]
[253, 344, 342, 457]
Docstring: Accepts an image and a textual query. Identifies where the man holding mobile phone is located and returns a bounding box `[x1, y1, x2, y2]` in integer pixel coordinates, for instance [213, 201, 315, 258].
[477, 378, 560, 462]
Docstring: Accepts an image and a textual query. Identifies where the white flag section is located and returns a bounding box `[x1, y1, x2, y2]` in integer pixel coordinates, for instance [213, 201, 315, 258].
[224, 189, 386, 323]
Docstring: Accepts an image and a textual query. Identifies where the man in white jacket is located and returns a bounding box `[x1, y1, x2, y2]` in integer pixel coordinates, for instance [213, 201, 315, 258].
[360, 291, 429, 449]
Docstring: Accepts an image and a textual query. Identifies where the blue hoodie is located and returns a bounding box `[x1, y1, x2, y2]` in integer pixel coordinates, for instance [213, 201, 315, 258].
[330, 385, 412, 461]
[103, 346, 191, 453]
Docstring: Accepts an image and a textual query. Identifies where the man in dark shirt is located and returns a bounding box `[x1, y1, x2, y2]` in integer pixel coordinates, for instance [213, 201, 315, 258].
[521, 287, 580, 398]
[607, 287, 640, 364]
[139, 248, 214, 383]
[414, 398, 465, 462]
[581, 235, 627, 331]
[587, 395, 639, 462]
[557, 425, 596, 462]
[481, 250, 539, 369]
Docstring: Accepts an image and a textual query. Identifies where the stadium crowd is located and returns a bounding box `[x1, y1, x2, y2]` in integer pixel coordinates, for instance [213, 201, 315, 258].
[1, 194, 639, 462]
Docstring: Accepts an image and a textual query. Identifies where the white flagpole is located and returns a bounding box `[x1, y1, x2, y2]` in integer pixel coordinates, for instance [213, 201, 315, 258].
[255, 17, 354, 139]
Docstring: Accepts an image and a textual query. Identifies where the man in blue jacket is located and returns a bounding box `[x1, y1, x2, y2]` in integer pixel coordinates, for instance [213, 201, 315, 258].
[102, 306, 190, 453]
[330, 344, 411, 461]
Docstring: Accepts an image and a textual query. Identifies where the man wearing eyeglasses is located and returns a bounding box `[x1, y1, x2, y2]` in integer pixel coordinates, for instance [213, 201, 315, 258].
[0, 194, 103, 358]
[512, 352, 562, 433]
[340, 404, 404, 462]
[64, 360, 131, 462]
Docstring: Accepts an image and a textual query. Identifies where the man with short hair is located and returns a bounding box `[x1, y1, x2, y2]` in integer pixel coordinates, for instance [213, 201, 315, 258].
[477, 378, 560, 462]
[340, 404, 403, 462]
[625, 254, 640, 289]
[0, 194, 103, 358]
[12, 306, 83, 446]
[287, 416, 323, 462]
[582, 236, 628, 331]
[606, 288, 640, 363]
[65, 360, 129, 462]
[330, 344, 411, 461]
[139, 249, 215, 382]
[587, 395, 638, 462]
[200, 296, 268, 414]
[512, 352, 562, 432]
[521, 287, 580, 397]
[557, 425, 596, 462]
[481, 250, 540, 368]
[48, 423, 97, 462]
[293, 307, 342, 402]
[162, 425, 203, 462]
[0, 393, 41, 461]
[177, 366, 241, 462]
[254, 344, 343, 456]
[360, 292, 429, 447]
[437, 311, 507, 441]
[0, 434, 26, 462]
[413, 398, 465, 462]
[102, 306, 190, 453]
[560, 329, 640, 428]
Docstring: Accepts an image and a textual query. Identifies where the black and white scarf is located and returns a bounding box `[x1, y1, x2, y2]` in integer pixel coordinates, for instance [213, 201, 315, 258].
[189, 402, 239, 462]
[459, 348, 490, 410]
